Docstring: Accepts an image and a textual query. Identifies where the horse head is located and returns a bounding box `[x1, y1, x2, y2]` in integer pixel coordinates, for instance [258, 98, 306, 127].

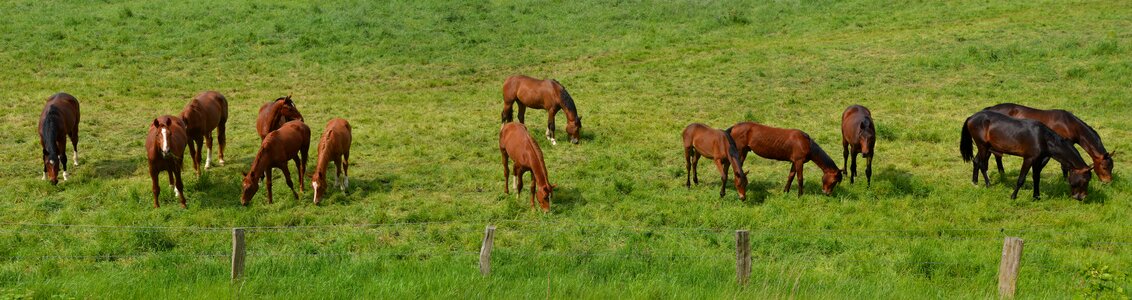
[566, 116, 581, 144]
[239, 171, 262, 206]
[152, 117, 173, 158]
[277, 96, 303, 122]
[1068, 166, 1093, 200]
[734, 170, 748, 201]
[534, 184, 556, 212]
[44, 157, 60, 185]
[822, 169, 843, 195]
[1095, 151, 1114, 183]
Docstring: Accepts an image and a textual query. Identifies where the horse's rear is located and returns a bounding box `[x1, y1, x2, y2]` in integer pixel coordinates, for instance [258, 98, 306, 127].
[146, 115, 189, 208]
[38, 92, 81, 185]
[312, 118, 352, 204]
[840, 105, 876, 185]
[499, 122, 554, 211]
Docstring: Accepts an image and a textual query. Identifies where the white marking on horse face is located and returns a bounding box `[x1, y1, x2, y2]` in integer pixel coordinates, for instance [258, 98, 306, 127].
[312, 181, 319, 191]
[161, 128, 170, 154]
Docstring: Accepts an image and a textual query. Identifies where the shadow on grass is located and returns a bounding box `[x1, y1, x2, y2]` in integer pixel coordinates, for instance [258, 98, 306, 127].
[90, 157, 141, 179]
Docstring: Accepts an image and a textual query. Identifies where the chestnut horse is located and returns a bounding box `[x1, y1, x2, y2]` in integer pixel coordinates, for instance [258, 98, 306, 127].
[682, 123, 748, 201]
[312, 118, 352, 205]
[729, 122, 842, 196]
[841, 105, 876, 186]
[501, 75, 582, 145]
[180, 91, 228, 175]
[256, 95, 303, 139]
[960, 111, 1092, 200]
[500, 122, 555, 212]
[38, 92, 80, 185]
[146, 115, 188, 208]
[984, 103, 1114, 183]
[241, 120, 310, 205]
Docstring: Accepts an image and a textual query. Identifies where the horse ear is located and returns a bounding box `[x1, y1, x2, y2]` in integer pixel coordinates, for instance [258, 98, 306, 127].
[1109, 151, 1117, 158]
[241, 171, 248, 177]
[152, 118, 160, 127]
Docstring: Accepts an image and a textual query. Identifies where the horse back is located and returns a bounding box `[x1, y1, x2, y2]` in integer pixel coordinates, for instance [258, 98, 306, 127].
[683, 123, 729, 159]
[500, 122, 545, 168]
[731, 121, 810, 161]
[841, 105, 874, 143]
[504, 75, 556, 109]
[319, 118, 352, 157]
[41, 93, 80, 134]
[182, 92, 226, 132]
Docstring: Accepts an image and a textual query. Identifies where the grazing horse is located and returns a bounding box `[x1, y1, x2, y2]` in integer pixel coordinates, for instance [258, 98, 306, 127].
[499, 122, 556, 212]
[180, 91, 228, 175]
[984, 103, 1114, 183]
[38, 92, 80, 185]
[960, 111, 1092, 200]
[682, 123, 748, 201]
[256, 95, 303, 139]
[311, 118, 352, 205]
[501, 75, 582, 145]
[841, 105, 876, 186]
[146, 115, 188, 208]
[729, 122, 843, 196]
[240, 120, 310, 206]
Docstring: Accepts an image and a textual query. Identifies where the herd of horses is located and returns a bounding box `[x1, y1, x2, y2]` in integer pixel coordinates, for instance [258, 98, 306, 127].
[37, 75, 1115, 210]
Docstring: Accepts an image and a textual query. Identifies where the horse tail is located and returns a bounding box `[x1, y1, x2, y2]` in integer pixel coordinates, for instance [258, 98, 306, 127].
[960, 117, 973, 162]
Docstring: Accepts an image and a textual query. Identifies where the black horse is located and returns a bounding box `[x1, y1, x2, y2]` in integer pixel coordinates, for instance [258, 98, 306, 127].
[960, 111, 1092, 200]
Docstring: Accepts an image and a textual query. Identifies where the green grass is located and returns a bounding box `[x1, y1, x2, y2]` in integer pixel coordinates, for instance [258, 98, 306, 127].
[1, 0, 1130, 298]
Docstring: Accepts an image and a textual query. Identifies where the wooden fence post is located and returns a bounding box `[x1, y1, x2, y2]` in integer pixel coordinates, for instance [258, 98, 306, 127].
[736, 230, 751, 286]
[479, 225, 496, 277]
[231, 228, 246, 281]
[997, 236, 1024, 299]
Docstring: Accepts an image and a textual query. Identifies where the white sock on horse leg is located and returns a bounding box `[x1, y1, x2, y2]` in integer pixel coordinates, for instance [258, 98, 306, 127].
[205, 149, 211, 168]
[73, 150, 78, 166]
[62, 171, 68, 181]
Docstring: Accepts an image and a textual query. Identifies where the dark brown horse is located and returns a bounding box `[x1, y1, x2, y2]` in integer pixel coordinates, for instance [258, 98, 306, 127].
[960, 111, 1092, 200]
[38, 92, 80, 185]
[256, 95, 303, 139]
[984, 103, 1114, 183]
[501, 75, 582, 145]
[146, 115, 188, 208]
[682, 123, 748, 201]
[500, 122, 555, 212]
[180, 91, 228, 175]
[241, 120, 310, 206]
[841, 105, 876, 186]
[729, 122, 842, 196]
[312, 118, 352, 205]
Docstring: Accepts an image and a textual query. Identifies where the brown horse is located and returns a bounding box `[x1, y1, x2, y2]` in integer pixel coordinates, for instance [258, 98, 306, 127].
[984, 103, 1114, 183]
[501, 75, 582, 145]
[311, 118, 352, 205]
[729, 122, 842, 196]
[38, 92, 80, 185]
[146, 115, 189, 208]
[241, 120, 310, 206]
[500, 122, 556, 212]
[180, 91, 228, 175]
[841, 105, 876, 186]
[961, 111, 1092, 200]
[256, 95, 303, 139]
[682, 123, 748, 201]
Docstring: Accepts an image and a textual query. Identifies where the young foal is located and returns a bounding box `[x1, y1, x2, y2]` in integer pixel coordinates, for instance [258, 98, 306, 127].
[241, 120, 310, 206]
[499, 122, 555, 212]
[180, 91, 228, 175]
[501, 75, 582, 145]
[256, 95, 304, 139]
[38, 92, 80, 185]
[146, 115, 189, 208]
[682, 123, 748, 201]
[312, 118, 352, 205]
[841, 105, 876, 186]
[984, 103, 1114, 183]
[960, 111, 1092, 200]
[729, 122, 842, 196]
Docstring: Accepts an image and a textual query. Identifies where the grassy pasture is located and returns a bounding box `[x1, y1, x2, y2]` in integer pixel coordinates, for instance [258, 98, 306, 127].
[0, 0, 1130, 298]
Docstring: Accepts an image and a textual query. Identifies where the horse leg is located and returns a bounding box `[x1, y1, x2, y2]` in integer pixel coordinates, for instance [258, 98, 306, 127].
[342, 152, 350, 190]
[299, 145, 309, 193]
[173, 165, 186, 208]
[204, 133, 213, 168]
[684, 147, 692, 188]
[994, 153, 1004, 175]
[517, 103, 527, 124]
[217, 120, 226, 165]
[865, 155, 873, 187]
[1032, 156, 1049, 200]
[975, 147, 991, 187]
[280, 166, 298, 200]
[784, 165, 796, 194]
[194, 137, 204, 175]
[293, 157, 305, 194]
[715, 159, 728, 198]
[265, 170, 274, 204]
[59, 141, 69, 181]
[795, 162, 805, 196]
[334, 158, 344, 192]
[502, 149, 510, 194]
[842, 141, 849, 175]
[150, 167, 160, 208]
[69, 131, 79, 166]
[167, 168, 176, 193]
[515, 168, 525, 201]
[850, 152, 858, 184]
[691, 152, 701, 184]
[1010, 158, 1035, 200]
[546, 108, 558, 145]
[501, 99, 514, 123]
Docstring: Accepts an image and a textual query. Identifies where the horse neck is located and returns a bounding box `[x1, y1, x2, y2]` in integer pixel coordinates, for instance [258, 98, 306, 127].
[525, 147, 551, 189]
[1071, 120, 1108, 159]
[1047, 135, 1089, 169]
[807, 142, 838, 173]
[41, 113, 61, 155]
[314, 136, 333, 177]
[267, 104, 286, 129]
[249, 143, 275, 175]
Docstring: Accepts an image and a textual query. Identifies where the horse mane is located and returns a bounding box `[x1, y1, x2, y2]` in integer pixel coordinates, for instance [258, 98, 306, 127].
[1066, 111, 1107, 154]
[723, 127, 745, 176]
[1043, 126, 1087, 168]
[553, 79, 578, 114]
[41, 107, 61, 156]
[807, 137, 838, 172]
